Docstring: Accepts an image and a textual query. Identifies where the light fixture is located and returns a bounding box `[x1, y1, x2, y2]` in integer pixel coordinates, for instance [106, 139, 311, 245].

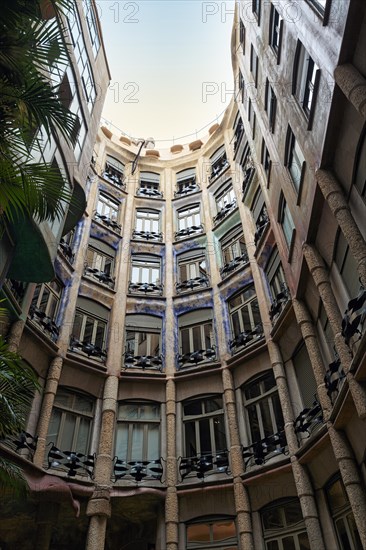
[131, 137, 155, 175]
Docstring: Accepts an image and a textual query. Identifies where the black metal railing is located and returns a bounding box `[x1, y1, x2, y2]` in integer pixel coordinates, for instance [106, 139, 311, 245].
[136, 187, 163, 199]
[213, 199, 237, 225]
[58, 238, 75, 263]
[2, 431, 38, 461]
[220, 251, 249, 278]
[269, 283, 290, 322]
[176, 276, 210, 293]
[178, 347, 216, 369]
[175, 180, 200, 197]
[229, 323, 263, 354]
[122, 352, 163, 371]
[29, 306, 60, 342]
[113, 458, 163, 482]
[294, 400, 323, 437]
[210, 157, 229, 181]
[128, 281, 163, 296]
[175, 224, 204, 240]
[47, 445, 95, 478]
[341, 286, 366, 346]
[5, 279, 27, 304]
[242, 430, 287, 466]
[102, 168, 125, 189]
[254, 211, 270, 246]
[69, 337, 107, 361]
[132, 229, 163, 242]
[84, 267, 115, 289]
[94, 212, 121, 233]
[324, 355, 345, 402]
[179, 450, 229, 481]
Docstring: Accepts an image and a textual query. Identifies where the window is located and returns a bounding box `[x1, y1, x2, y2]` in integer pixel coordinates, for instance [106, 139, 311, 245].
[187, 518, 238, 549]
[285, 127, 305, 193]
[71, 298, 109, 356]
[82, 0, 101, 57]
[250, 45, 258, 87]
[239, 18, 245, 52]
[176, 168, 198, 195]
[215, 184, 236, 211]
[179, 310, 214, 356]
[138, 172, 162, 197]
[354, 130, 366, 198]
[278, 194, 295, 249]
[210, 146, 229, 180]
[135, 209, 160, 234]
[220, 226, 247, 266]
[251, 188, 269, 245]
[103, 154, 124, 187]
[261, 140, 271, 181]
[252, 0, 261, 24]
[124, 315, 161, 358]
[131, 255, 161, 285]
[115, 402, 160, 464]
[238, 70, 245, 104]
[177, 205, 202, 231]
[325, 476, 362, 550]
[248, 98, 256, 138]
[265, 248, 287, 301]
[96, 193, 119, 223]
[333, 231, 359, 300]
[292, 345, 318, 411]
[183, 396, 226, 458]
[46, 388, 94, 455]
[85, 238, 115, 286]
[261, 499, 310, 550]
[293, 41, 319, 121]
[269, 5, 282, 60]
[229, 286, 261, 339]
[306, 0, 328, 17]
[177, 249, 208, 292]
[31, 280, 62, 322]
[233, 116, 244, 154]
[265, 79, 277, 132]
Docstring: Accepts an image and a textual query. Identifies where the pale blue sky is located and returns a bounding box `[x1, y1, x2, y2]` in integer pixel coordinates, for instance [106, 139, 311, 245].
[97, 1, 235, 144]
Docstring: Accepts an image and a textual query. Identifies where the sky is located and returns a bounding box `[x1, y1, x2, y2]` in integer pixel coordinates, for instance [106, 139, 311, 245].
[97, 0, 236, 145]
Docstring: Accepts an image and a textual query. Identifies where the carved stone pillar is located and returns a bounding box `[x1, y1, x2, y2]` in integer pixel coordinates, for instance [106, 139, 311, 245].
[267, 340, 326, 550]
[33, 356, 63, 467]
[316, 169, 366, 288]
[165, 378, 178, 550]
[222, 367, 254, 550]
[334, 63, 366, 118]
[303, 244, 366, 418]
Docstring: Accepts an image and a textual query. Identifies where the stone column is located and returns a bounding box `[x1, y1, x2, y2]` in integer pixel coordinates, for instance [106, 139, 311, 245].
[316, 169, 366, 287]
[334, 63, 366, 118]
[165, 378, 178, 550]
[33, 356, 63, 467]
[327, 425, 366, 548]
[222, 367, 254, 550]
[267, 340, 326, 550]
[7, 319, 25, 353]
[292, 299, 332, 420]
[303, 244, 366, 418]
[85, 375, 118, 550]
[35, 502, 59, 550]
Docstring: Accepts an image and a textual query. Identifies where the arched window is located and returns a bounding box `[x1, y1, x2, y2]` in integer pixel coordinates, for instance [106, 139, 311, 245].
[178, 309, 215, 368]
[176, 167, 198, 196]
[261, 499, 309, 549]
[129, 254, 163, 295]
[176, 248, 209, 293]
[123, 314, 162, 370]
[183, 396, 226, 459]
[186, 516, 238, 549]
[325, 475, 362, 550]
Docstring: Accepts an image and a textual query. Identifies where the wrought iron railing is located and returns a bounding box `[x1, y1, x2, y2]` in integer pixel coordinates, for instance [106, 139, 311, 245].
[213, 199, 237, 225]
[136, 187, 163, 199]
[324, 355, 345, 402]
[178, 347, 216, 369]
[84, 267, 115, 289]
[58, 238, 74, 263]
[229, 323, 263, 354]
[94, 212, 121, 233]
[341, 286, 366, 346]
[113, 458, 163, 482]
[29, 306, 60, 342]
[233, 124, 244, 154]
[174, 181, 200, 197]
[5, 279, 27, 304]
[176, 276, 210, 293]
[294, 400, 323, 437]
[69, 337, 107, 361]
[174, 224, 204, 240]
[254, 211, 270, 246]
[132, 229, 163, 242]
[102, 168, 125, 189]
[122, 352, 163, 371]
[179, 450, 229, 481]
[242, 167, 255, 199]
[269, 283, 290, 322]
[210, 157, 229, 181]
[242, 430, 287, 467]
[220, 251, 249, 278]
[2, 431, 38, 461]
[47, 445, 95, 477]
[128, 281, 163, 296]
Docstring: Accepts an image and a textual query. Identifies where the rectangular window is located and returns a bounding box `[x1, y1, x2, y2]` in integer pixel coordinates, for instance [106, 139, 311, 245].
[229, 287, 261, 338]
[210, 146, 229, 180]
[125, 330, 160, 357]
[265, 79, 277, 133]
[285, 128, 305, 193]
[96, 193, 119, 222]
[72, 311, 107, 350]
[221, 228, 247, 266]
[293, 41, 320, 121]
[115, 403, 160, 462]
[239, 19, 245, 52]
[178, 205, 201, 230]
[86, 247, 114, 277]
[215, 185, 236, 212]
[135, 209, 160, 234]
[82, 0, 101, 57]
[131, 257, 161, 285]
[248, 99, 256, 138]
[244, 372, 283, 443]
[176, 168, 198, 195]
[179, 253, 207, 283]
[183, 397, 226, 457]
[261, 140, 271, 181]
[279, 194, 295, 249]
[252, 0, 261, 24]
[269, 5, 283, 60]
[250, 45, 258, 87]
[180, 321, 213, 355]
[103, 155, 125, 187]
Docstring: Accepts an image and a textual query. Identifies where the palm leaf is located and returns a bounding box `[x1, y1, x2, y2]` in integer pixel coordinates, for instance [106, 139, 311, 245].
[0, 456, 28, 497]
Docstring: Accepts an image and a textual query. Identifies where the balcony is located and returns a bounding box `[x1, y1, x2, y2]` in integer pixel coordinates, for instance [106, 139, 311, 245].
[233, 122, 244, 155]
[176, 275, 210, 294]
[128, 281, 163, 296]
[175, 179, 200, 197]
[254, 210, 270, 246]
[213, 199, 237, 226]
[294, 400, 323, 438]
[122, 352, 163, 372]
[47, 445, 95, 478]
[84, 266, 115, 289]
[136, 187, 163, 199]
[179, 450, 229, 480]
[132, 229, 163, 242]
[269, 283, 290, 322]
[29, 306, 60, 342]
[174, 224, 204, 240]
[94, 212, 121, 233]
[102, 167, 125, 189]
[220, 251, 249, 279]
[58, 238, 74, 263]
[341, 286, 366, 346]
[69, 336, 107, 361]
[324, 356, 345, 403]
[177, 347, 216, 369]
[229, 323, 264, 355]
[2, 431, 38, 462]
[210, 156, 229, 181]
[4, 279, 27, 304]
[242, 166, 255, 200]
[242, 430, 287, 467]
[113, 458, 163, 482]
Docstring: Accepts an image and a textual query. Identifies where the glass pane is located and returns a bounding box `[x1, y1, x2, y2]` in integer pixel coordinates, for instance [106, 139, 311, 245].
[328, 479, 347, 513]
[139, 403, 160, 420]
[336, 518, 352, 550]
[266, 542, 279, 550]
[76, 417, 90, 454]
[115, 424, 129, 458]
[272, 393, 284, 431]
[47, 294, 58, 320]
[212, 521, 236, 541]
[298, 532, 311, 550]
[185, 421, 197, 457]
[241, 305, 251, 331]
[181, 328, 190, 354]
[347, 512, 363, 549]
[204, 323, 212, 349]
[199, 418, 211, 454]
[83, 317, 94, 343]
[147, 424, 159, 459]
[214, 415, 226, 452]
[184, 401, 202, 416]
[205, 398, 223, 412]
[94, 321, 105, 348]
[232, 312, 241, 338]
[150, 332, 160, 355]
[247, 404, 261, 442]
[74, 394, 94, 414]
[131, 423, 144, 459]
[59, 413, 76, 450]
[47, 409, 62, 446]
[282, 536, 296, 550]
[119, 404, 139, 420]
[136, 332, 147, 355]
[260, 398, 274, 438]
[284, 502, 304, 526]
[192, 325, 201, 350]
[262, 507, 283, 530]
[187, 523, 210, 542]
[39, 287, 50, 313]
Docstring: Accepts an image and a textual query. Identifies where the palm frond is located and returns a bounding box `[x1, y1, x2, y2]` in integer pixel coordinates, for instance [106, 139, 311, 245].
[0, 456, 28, 497]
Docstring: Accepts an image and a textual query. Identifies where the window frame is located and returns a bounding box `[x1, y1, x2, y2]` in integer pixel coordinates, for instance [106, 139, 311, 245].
[229, 286, 261, 339]
[285, 127, 306, 196]
[72, 309, 108, 350]
[269, 4, 283, 62]
[186, 517, 238, 549]
[135, 208, 160, 234]
[261, 498, 310, 550]
[278, 193, 296, 255]
[96, 192, 120, 223]
[265, 79, 277, 133]
[177, 204, 202, 231]
[183, 396, 227, 458]
[292, 41, 320, 127]
[130, 254, 161, 285]
[250, 44, 258, 87]
[252, 0, 261, 24]
[31, 280, 62, 322]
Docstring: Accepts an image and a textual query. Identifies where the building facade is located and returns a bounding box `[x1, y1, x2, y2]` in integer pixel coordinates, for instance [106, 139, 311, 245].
[0, 0, 366, 549]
